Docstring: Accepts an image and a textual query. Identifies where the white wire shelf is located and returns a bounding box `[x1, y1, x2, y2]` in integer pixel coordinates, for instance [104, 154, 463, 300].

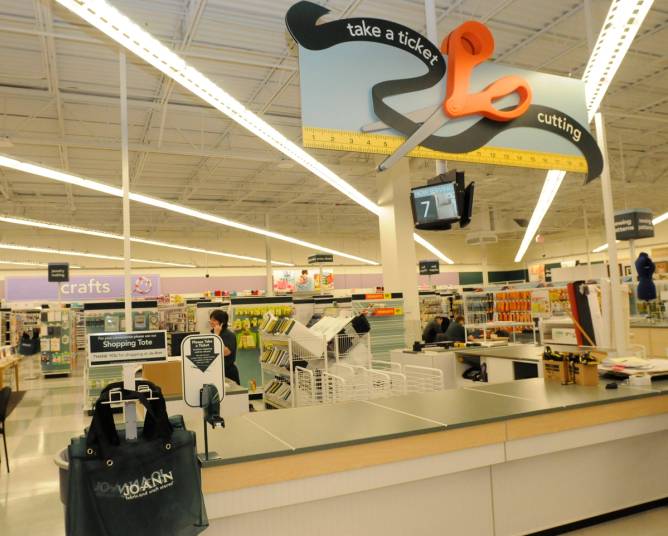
[260, 362, 291, 376]
[264, 395, 291, 409]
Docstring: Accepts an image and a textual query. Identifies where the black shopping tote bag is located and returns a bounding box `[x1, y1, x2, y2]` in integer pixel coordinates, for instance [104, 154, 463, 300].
[66, 381, 208, 536]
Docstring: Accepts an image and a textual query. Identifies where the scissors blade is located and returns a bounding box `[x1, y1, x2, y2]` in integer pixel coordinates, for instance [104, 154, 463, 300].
[361, 105, 438, 133]
[378, 106, 448, 171]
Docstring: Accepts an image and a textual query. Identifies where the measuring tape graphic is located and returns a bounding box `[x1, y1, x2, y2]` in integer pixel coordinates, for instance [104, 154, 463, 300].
[303, 126, 588, 174]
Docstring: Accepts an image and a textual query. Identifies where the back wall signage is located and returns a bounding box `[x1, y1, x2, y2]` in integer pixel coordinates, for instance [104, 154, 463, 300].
[286, 1, 603, 181]
[5, 274, 161, 302]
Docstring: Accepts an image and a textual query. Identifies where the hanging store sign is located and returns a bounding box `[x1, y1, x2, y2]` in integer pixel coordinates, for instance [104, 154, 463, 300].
[88, 331, 167, 366]
[419, 260, 440, 275]
[308, 253, 334, 264]
[286, 1, 603, 180]
[614, 209, 654, 241]
[48, 263, 70, 283]
[4, 274, 161, 302]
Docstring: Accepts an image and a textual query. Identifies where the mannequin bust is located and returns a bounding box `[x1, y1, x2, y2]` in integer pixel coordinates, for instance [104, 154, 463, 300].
[635, 252, 657, 302]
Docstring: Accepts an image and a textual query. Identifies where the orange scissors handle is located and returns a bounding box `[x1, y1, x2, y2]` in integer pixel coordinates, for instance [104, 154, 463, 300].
[441, 21, 532, 122]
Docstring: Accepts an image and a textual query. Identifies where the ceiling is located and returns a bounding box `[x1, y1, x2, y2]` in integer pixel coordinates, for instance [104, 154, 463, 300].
[0, 0, 667, 268]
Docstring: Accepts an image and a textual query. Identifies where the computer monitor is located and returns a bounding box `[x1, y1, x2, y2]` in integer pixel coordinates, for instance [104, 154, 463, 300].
[410, 181, 460, 230]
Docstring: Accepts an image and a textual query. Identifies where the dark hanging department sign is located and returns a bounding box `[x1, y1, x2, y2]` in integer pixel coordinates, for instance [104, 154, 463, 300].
[419, 260, 440, 275]
[308, 254, 334, 264]
[614, 209, 654, 241]
[48, 263, 70, 282]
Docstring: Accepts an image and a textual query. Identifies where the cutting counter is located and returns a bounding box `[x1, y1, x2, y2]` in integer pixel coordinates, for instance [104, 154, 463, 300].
[194, 377, 668, 535]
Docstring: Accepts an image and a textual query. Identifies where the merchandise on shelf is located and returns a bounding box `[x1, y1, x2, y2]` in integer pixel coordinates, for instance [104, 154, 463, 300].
[230, 298, 295, 391]
[494, 290, 532, 324]
[419, 293, 445, 329]
[548, 287, 571, 315]
[1, 309, 11, 346]
[264, 378, 292, 408]
[40, 308, 75, 375]
[463, 292, 494, 326]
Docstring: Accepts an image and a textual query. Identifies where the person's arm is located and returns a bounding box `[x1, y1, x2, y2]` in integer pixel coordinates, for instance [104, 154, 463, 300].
[422, 322, 432, 342]
[223, 346, 231, 357]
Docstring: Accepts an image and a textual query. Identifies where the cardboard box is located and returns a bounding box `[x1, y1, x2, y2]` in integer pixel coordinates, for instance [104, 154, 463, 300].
[543, 360, 570, 384]
[574, 362, 598, 386]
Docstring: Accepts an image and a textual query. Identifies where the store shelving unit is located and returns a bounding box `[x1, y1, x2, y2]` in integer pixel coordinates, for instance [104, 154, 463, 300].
[1, 308, 11, 346]
[11, 309, 41, 350]
[494, 290, 532, 325]
[419, 292, 445, 329]
[462, 292, 494, 326]
[540, 318, 577, 346]
[259, 314, 327, 409]
[39, 308, 75, 376]
[230, 296, 294, 393]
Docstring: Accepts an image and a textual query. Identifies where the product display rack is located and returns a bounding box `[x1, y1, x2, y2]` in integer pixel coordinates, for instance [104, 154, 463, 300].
[351, 293, 405, 360]
[494, 290, 532, 325]
[462, 292, 494, 326]
[10, 309, 41, 347]
[419, 292, 445, 329]
[39, 307, 75, 376]
[82, 301, 159, 411]
[258, 314, 327, 409]
[1, 308, 11, 346]
[230, 296, 294, 393]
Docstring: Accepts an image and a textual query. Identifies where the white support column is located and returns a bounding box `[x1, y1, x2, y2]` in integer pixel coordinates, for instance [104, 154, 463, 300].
[120, 50, 136, 440]
[265, 214, 273, 296]
[376, 158, 420, 345]
[594, 112, 626, 354]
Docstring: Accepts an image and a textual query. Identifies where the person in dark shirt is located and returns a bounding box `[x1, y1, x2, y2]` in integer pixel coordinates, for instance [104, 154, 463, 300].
[444, 315, 468, 342]
[209, 309, 241, 385]
[422, 316, 444, 343]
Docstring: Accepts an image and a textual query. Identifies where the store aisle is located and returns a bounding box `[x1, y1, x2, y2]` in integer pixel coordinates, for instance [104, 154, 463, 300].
[0, 355, 85, 536]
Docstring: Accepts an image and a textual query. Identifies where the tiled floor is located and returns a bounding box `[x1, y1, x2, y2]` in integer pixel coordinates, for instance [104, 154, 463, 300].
[1, 355, 667, 535]
[1, 355, 84, 536]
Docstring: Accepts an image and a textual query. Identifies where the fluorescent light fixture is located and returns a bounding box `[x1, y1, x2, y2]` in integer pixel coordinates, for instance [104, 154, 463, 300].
[0, 243, 195, 267]
[583, 0, 655, 120]
[0, 155, 378, 265]
[53, 0, 454, 265]
[0, 215, 294, 266]
[413, 233, 454, 264]
[54, 0, 379, 215]
[514, 170, 566, 262]
[515, 0, 653, 263]
[653, 211, 668, 226]
[592, 242, 612, 253]
[0, 260, 82, 268]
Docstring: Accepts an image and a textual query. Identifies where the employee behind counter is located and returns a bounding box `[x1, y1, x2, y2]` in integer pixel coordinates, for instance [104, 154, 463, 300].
[209, 309, 241, 385]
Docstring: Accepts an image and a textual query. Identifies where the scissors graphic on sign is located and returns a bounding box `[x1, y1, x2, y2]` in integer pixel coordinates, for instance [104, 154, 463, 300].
[364, 21, 532, 171]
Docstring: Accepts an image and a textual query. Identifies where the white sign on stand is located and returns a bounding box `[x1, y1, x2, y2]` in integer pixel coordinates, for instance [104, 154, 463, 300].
[181, 334, 225, 407]
[88, 331, 167, 366]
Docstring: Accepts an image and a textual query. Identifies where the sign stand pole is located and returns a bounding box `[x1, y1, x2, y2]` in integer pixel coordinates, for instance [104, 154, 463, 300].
[120, 50, 137, 440]
[629, 238, 637, 316]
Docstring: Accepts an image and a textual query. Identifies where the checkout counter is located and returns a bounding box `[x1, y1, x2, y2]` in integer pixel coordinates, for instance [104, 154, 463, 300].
[390, 343, 542, 388]
[630, 319, 668, 357]
[193, 377, 668, 535]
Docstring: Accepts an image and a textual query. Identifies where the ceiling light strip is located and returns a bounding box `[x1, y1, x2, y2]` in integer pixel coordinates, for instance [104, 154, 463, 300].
[515, 0, 654, 263]
[582, 0, 655, 120]
[413, 233, 454, 265]
[514, 170, 565, 262]
[0, 215, 294, 266]
[54, 0, 380, 215]
[53, 0, 454, 265]
[0, 155, 378, 265]
[0, 243, 195, 267]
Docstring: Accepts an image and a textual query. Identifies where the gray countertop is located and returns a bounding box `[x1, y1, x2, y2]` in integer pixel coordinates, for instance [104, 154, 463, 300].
[196, 377, 668, 468]
[630, 320, 668, 328]
[454, 344, 543, 361]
